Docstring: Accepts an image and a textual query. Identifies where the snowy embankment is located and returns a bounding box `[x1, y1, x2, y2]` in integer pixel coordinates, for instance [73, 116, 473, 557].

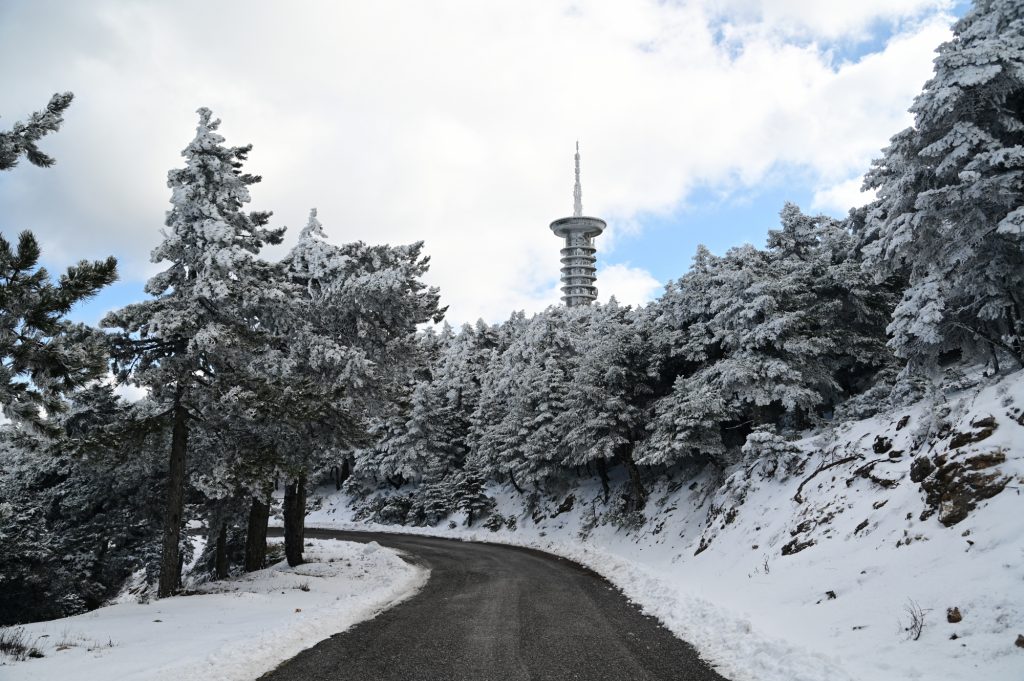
[1, 539, 427, 681]
[308, 371, 1024, 681]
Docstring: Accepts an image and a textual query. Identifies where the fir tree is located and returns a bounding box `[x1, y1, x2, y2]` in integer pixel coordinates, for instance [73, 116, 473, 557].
[566, 300, 656, 507]
[103, 108, 283, 596]
[273, 209, 445, 563]
[861, 0, 1024, 369]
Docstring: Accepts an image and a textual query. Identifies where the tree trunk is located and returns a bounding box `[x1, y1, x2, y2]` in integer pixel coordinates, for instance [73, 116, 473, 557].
[1005, 296, 1024, 363]
[340, 457, 350, 485]
[283, 477, 306, 567]
[244, 497, 270, 572]
[990, 343, 1001, 375]
[157, 392, 188, 598]
[215, 522, 228, 580]
[508, 470, 524, 495]
[617, 446, 646, 511]
[595, 457, 611, 502]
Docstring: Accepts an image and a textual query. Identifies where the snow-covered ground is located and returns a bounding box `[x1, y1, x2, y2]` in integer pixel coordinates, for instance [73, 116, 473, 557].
[0, 539, 427, 681]
[307, 371, 1024, 681]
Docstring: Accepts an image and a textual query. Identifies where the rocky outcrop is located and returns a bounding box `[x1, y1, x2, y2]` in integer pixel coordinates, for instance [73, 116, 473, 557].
[915, 450, 1009, 526]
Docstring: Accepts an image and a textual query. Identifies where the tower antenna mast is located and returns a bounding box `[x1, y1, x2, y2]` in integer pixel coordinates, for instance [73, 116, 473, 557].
[573, 140, 583, 217]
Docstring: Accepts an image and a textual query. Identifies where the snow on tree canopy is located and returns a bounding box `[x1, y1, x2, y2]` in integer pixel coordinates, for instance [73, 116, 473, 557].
[860, 0, 1024, 368]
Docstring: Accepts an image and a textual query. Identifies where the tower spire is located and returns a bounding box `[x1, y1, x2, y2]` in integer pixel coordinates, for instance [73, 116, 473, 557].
[573, 140, 583, 217]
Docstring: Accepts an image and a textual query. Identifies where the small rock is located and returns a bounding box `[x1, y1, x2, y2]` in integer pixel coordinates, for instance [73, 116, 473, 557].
[1016, 634, 1024, 648]
[552, 494, 575, 516]
[950, 419, 997, 448]
[950, 633, 959, 640]
[781, 537, 815, 556]
[947, 607, 962, 623]
[295, 608, 302, 613]
[854, 519, 869, 534]
[971, 415, 997, 429]
[872, 436, 893, 454]
[939, 498, 971, 527]
[965, 451, 1007, 470]
[826, 590, 837, 600]
[910, 456, 935, 483]
[896, 415, 910, 430]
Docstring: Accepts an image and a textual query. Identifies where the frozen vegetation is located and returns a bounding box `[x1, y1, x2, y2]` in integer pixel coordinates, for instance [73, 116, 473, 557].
[317, 367, 1023, 681]
[1, 0, 1023, 679]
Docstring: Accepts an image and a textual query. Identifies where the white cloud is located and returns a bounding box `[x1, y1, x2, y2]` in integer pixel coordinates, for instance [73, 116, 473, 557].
[0, 1, 955, 324]
[706, 0, 952, 40]
[598, 264, 663, 307]
[113, 382, 149, 403]
[812, 176, 878, 215]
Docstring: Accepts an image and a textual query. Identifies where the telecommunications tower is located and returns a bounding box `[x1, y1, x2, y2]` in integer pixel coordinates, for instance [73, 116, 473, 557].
[549, 142, 606, 306]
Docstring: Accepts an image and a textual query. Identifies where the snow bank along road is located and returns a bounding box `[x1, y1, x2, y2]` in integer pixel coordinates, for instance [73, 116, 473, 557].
[261, 530, 729, 681]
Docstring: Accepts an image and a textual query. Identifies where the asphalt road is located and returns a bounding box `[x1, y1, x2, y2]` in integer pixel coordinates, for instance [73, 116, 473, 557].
[258, 529, 729, 681]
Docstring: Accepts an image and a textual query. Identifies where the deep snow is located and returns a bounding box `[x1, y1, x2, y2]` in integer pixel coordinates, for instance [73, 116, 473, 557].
[308, 370, 1024, 681]
[0, 539, 427, 681]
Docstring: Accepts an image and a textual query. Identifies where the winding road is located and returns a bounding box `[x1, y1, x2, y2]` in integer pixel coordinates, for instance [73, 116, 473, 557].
[259, 529, 729, 681]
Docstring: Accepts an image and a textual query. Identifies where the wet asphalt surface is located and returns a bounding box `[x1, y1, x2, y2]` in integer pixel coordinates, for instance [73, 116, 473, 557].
[258, 529, 730, 681]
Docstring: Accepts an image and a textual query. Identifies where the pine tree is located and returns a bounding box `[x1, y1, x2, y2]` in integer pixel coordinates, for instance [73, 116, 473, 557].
[861, 0, 1024, 369]
[0, 387, 166, 624]
[566, 300, 656, 507]
[103, 108, 283, 596]
[472, 308, 576, 489]
[643, 204, 894, 469]
[0, 92, 73, 170]
[0, 233, 116, 432]
[0, 93, 117, 433]
[273, 209, 445, 563]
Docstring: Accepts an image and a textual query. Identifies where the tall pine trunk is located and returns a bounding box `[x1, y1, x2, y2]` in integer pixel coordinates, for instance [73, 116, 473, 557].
[283, 478, 306, 567]
[244, 496, 270, 572]
[157, 391, 188, 598]
[595, 457, 611, 502]
[214, 522, 228, 579]
[617, 444, 646, 512]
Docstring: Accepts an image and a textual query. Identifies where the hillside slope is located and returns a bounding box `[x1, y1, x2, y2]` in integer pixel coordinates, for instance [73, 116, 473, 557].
[310, 370, 1024, 681]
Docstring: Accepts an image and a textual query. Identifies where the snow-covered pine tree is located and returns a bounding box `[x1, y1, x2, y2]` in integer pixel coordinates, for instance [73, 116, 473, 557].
[0, 386, 166, 624]
[472, 308, 576, 490]
[860, 0, 1024, 370]
[566, 300, 656, 508]
[767, 203, 896, 398]
[643, 204, 893, 470]
[273, 208, 445, 563]
[103, 108, 283, 596]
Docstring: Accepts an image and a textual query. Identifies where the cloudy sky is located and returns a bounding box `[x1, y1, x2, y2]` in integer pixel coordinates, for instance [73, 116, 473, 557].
[0, 0, 967, 325]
